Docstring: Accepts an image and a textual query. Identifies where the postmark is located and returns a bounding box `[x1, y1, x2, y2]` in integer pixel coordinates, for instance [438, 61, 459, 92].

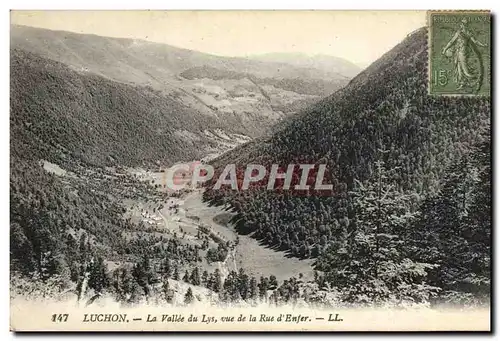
[428, 11, 491, 96]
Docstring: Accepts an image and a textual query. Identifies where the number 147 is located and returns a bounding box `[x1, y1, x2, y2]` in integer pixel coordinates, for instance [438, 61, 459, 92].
[51, 314, 69, 322]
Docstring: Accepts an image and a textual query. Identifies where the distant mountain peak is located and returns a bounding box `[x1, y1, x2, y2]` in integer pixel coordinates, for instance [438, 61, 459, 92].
[249, 52, 362, 78]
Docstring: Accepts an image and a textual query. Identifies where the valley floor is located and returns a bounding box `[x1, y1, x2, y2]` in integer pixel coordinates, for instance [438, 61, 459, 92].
[181, 191, 315, 283]
[124, 141, 314, 283]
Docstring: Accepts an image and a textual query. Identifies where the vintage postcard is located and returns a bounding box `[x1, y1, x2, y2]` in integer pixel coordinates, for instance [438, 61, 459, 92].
[9, 10, 491, 332]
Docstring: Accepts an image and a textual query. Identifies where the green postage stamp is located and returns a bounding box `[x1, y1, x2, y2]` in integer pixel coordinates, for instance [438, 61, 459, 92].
[428, 11, 491, 96]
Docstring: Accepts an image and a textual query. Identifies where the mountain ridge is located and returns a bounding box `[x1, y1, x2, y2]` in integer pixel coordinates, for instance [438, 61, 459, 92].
[250, 51, 361, 78]
[203, 25, 490, 272]
[10, 48, 255, 168]
[11, 24, 351, 84]
[202, 26, 490, 304]
[11, 24, 353, 135]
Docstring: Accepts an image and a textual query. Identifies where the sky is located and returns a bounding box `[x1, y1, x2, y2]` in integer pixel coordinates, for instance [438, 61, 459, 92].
[11, 10, 426, 67]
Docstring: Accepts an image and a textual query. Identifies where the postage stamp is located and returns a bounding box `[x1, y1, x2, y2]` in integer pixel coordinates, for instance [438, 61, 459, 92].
[428, 11, 491, 96]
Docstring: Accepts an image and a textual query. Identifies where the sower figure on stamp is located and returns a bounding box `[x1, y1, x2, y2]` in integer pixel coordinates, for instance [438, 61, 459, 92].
[441, 18, 487, 91]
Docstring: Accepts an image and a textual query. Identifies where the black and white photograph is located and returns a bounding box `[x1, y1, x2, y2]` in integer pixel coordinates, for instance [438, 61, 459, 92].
[8, 9, 491, 332]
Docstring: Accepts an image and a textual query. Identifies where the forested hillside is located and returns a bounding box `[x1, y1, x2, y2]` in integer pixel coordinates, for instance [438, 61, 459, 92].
[9, 42, 329, 307]
[203, 28, 491, 305]
[10, 48, 236, 300]
[11, 25, 351, 133]
[10, 24, 490, 308]
[11, 49, 253, 168]
[180, 66, 345, 97]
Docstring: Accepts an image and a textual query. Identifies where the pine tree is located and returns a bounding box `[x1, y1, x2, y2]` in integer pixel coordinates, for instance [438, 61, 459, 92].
[173, 265, 180, 280]
[162, 277, 169, 294]
[10, 223, 35, 273]
[249, 276, 258, 300]
[238, 268, 249, 300]
[182, 270, 190, 284]
[322, 159, 438, 305]
[258, 276, 269, 299]
[213, 268, 222, 293]
[132, 257, 154, 296]
[78, 233, 88, 263]
[269, 275, 278, 290]
[223, 270, 241, 302]
[163, 259, 172, 278]
[201, 270, 209, 287]
[111, 267, 144, 304]
[88, 256, 109, 294]
[162, 278, 173, 303]
[184, 287, 194, 305]
[408, 141, 491, 304]
[190, 267, 201, 286]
